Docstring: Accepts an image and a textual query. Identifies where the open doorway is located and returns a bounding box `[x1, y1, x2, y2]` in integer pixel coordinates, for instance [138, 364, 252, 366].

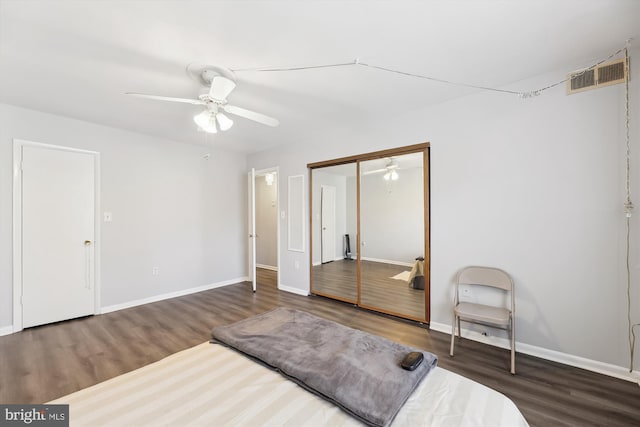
[254, 169, 279, 289]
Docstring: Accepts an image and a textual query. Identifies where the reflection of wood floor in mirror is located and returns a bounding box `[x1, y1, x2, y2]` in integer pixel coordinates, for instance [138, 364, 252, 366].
[312, 259, 358, 301]
[311, 260, 426, 321]
[361, 261, 426, 321]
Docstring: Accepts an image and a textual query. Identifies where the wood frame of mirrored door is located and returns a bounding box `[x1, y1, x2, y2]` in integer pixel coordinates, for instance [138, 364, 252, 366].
[308, 142, 430, 323]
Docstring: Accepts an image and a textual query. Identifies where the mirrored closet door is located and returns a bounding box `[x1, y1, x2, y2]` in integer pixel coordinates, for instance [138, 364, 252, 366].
[308, 143, 430, 323]
[310, 163, 358, 303]
[359, 151, 426, 321]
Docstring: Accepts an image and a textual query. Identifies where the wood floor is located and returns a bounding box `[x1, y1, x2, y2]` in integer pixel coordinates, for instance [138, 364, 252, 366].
[1, 278, 639, 426]
[256, 267, 277, 288]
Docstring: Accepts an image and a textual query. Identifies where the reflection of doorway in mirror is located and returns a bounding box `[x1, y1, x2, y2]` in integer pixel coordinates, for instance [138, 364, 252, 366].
[321, 185, 336, 263]
[310, 163, 358, 304]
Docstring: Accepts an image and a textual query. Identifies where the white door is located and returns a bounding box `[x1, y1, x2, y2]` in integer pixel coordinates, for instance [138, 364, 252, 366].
[321, 185, 336, 263]
[21, 144, 96, 328]
[247, 168, 257, 292]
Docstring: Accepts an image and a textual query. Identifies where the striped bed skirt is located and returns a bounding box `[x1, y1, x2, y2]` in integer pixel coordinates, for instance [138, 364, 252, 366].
[50, 342, 529, 426]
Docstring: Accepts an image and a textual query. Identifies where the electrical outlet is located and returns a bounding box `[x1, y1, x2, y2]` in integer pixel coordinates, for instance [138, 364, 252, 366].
[152, 267, 159, 276]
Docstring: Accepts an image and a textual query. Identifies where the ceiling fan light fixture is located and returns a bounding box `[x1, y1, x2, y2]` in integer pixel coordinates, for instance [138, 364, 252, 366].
[194, 110, 217, 133]
[383, 170, 399, 181]
[216, 112, 234, 131]
[128, 65, 279, 133]
[265, 173, 275, 186]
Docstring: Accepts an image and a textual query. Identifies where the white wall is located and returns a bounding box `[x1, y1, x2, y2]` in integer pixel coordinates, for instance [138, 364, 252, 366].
[247, 50, 640, 373]
[0, 103, 247, 328]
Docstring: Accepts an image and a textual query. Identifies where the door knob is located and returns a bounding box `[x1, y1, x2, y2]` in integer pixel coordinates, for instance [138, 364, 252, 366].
[84, 240, 92, 246]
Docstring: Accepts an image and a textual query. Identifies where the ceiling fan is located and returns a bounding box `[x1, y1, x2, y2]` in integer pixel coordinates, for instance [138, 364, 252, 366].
[363, 158, 400, 180]
[126, 65, 279, 133]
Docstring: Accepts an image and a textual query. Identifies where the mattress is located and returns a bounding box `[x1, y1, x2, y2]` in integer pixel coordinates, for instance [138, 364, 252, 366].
[49, 342, 529, 427]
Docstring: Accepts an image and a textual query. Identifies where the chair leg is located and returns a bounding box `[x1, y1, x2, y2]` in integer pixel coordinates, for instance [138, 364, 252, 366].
[449, 314, 456, 356]
[457, 317, 461, 339]
[510, 317, 516, 375]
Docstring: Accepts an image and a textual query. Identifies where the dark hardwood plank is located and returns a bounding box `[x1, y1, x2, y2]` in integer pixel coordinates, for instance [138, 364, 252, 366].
[1, 282, 639, 426]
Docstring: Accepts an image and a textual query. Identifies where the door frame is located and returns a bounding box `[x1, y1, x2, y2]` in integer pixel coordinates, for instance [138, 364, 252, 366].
[12, 139, 101, 332]
[248, 166, 281, 290]
[247, 168, 256, 291]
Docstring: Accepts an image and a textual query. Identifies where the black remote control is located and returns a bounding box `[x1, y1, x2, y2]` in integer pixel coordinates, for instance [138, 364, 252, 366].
[401, 352, 424, 371]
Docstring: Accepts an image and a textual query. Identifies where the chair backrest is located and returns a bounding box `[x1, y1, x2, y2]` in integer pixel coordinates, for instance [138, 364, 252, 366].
[455, 266, 515, 311]
[457, 266, 513, 291]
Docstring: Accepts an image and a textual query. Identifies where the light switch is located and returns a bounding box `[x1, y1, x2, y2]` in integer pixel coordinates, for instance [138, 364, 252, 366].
[281, 210, 286, 219]
[104, 212, 113, 222]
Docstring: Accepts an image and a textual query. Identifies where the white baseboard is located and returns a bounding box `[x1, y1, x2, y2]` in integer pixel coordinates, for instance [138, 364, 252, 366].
[312, 258, 351, 267]
[256, 264, 278, 272]
[314, 258, 413, 267]
[101, 276, 248, 314]
[278, 283, 309, 296]
[430, 321, 640, 384]
[0, 325, 14, 336]
[361, 257, 414, 268]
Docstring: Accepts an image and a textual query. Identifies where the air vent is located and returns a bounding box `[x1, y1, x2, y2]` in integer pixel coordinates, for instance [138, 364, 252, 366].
[569, 69, 595, 92]
[598, 60, 625, 85]
[567, 58, 628, 94]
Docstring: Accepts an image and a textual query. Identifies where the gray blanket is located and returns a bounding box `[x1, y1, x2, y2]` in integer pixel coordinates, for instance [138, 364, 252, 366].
[211, 307, 438, 427]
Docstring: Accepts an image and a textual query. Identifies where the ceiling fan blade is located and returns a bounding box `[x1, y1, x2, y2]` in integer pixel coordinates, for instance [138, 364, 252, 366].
[362, 168, 387, 175]
[126, 93, 205, 105]
[223, 104, 279, 127]
[209, 76, 236, 101]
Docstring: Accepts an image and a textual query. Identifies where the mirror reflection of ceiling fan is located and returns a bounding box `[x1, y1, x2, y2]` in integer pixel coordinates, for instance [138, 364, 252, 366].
[363, 158, 400, 181]
[126, 64, 279, 134]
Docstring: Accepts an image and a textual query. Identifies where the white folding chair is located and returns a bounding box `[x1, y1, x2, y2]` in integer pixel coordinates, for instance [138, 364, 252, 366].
[449, 266, 516, 374]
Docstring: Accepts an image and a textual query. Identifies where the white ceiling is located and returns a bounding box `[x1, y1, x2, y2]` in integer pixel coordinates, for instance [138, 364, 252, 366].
[1, 0, 638, 153]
